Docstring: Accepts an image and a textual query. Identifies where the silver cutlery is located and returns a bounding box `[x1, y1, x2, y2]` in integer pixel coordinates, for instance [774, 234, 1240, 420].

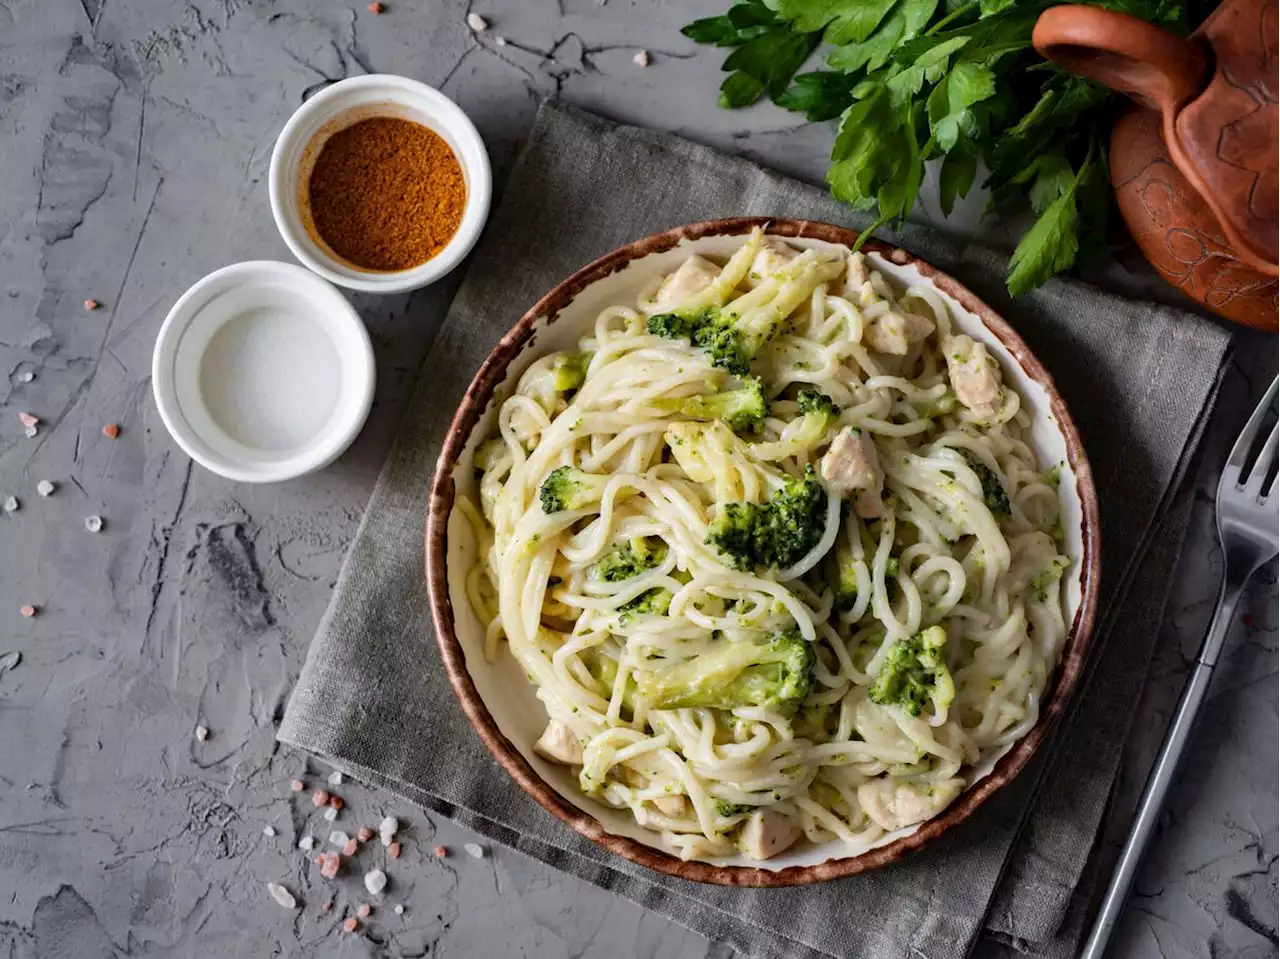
[1082, 376, 1279, 958]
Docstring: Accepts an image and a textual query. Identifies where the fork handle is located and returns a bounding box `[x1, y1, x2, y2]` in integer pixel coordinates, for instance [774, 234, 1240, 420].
[1080, 577, 1245, 959]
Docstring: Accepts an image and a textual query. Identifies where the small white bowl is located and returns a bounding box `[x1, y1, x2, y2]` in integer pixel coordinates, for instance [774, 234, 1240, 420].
[268, 75, 491, 294]
[152, 261, 375, 483]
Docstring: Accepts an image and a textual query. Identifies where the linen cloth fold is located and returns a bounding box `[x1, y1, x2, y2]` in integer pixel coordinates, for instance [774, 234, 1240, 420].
[279, 100, 1231, 959]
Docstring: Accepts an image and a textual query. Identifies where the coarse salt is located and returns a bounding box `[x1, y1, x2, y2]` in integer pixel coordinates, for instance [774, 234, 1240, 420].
[388, 841, 401, 859]
[84, 515, 103, 533]
[263, 825, 276, 837]
[432, 845, 448, 858]
[84, 299, 101, 311]
[328, 795, 344, 811]
[19, 372, 33, 383]
[3, 497, 18, 512]
[327, 770, 343, 786]
[633, 50, 650, 67]
[464, 843, 485, 859]
[495, 35, 507, 46]
[194, 725, 209, 741]
[358, 827, 375, 842]
[323, 806, 339, 822]
[17, 412, 38, 429]
[378, 816, 398, 838]
[20, 605, 37, 618]
[466, 12, 489, 31]
[298, 835, 315, 851]
[343, 838, 358, 856]
[290, 779, 305, 792]
[36, 481, 54, 497]
[24, 425, 37, 438]
[312, 789, 330, 807]
[393, 904, 405, 915]
[364, 868, 387, 896]
[320, 852, 340, 879]
[266, 882, 297, 909]
[329, 830, 350, 847]
[343, 917, 359, 933]
[356, 903, 371, 918]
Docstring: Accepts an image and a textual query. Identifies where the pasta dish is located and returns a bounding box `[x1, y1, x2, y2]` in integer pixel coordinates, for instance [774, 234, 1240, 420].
[457, 229, 1071, 861]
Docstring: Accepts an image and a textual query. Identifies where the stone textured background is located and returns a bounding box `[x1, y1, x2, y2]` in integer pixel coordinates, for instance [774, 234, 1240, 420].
[0, 0, 1274, 956]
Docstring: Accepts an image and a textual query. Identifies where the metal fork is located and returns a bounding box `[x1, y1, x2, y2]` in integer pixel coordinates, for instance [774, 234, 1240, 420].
[1081, 377, 1279, 959]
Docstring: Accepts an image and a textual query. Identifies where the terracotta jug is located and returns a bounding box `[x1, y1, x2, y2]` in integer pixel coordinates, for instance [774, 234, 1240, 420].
[1033, 0, 1278, 330]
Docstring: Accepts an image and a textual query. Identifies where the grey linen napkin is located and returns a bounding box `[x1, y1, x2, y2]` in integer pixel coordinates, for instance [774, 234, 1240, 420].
[278, 101, 1231, 959]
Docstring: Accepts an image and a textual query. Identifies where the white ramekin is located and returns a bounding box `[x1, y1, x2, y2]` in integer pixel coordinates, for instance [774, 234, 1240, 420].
[152, 261, 375, 483]
[268, 75, 491, 294]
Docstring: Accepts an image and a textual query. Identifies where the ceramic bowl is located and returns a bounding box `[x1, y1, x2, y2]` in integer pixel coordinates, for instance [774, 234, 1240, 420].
[425, 218, 1102, 886]
[268, 74, 491, 294]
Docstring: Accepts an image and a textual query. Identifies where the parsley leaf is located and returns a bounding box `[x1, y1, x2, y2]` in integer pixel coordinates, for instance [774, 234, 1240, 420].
[776, 71, 858, 120]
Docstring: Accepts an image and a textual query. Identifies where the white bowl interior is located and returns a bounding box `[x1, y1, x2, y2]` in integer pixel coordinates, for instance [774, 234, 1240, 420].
[269, 75, 491, 294]
[444, 232, 1087, 870]
[153, 261, 375, 483]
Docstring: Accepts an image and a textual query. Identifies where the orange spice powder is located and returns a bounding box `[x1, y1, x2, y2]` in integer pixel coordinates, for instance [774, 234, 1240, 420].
[306, 117, 466, 272]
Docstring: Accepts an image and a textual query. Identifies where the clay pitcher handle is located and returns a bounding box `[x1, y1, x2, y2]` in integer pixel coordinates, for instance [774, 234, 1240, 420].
[1033, 6, 1209, 115]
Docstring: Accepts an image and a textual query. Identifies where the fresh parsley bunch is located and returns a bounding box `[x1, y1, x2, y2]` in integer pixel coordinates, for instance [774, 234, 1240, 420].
[683, 0, 1196, 295]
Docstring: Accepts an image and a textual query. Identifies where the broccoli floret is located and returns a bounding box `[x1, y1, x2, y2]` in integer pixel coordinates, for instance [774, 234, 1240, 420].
[961, 451, 1011, 519]
[648, 309, 714, 341]
[885, 557, 900, 578]
[652, 376, 767, 432]
[789, 389, 841, 449]
[868, 625, 955, 717]
[714, 800, 754, 818]
[706, 467, 828, 571]
[591, 538, 666, 583]
[551, 352, 591, 392]
[636, 628, 815, 715]
[539, 466, 611, 513]
[618, 588, 673, 623]
[828, 536, 859, 611]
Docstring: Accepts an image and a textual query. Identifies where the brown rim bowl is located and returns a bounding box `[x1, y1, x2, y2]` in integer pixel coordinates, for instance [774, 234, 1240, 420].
[425, 217, 1102, 887]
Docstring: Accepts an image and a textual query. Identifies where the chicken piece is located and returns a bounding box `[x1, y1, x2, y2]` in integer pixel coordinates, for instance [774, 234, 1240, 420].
[739, 809, 802, 860]
[845, 251, 868, 293]
[653, 795, 688, 817]
[746, 237, 799, 287]
[857, 778, 965, 832]
[533, 720, 584, 765]
[944, 335, 1003, 419]
[655, 255, 721, 310]
[864, 310, 935, 356]
[821, 428, 881, 495]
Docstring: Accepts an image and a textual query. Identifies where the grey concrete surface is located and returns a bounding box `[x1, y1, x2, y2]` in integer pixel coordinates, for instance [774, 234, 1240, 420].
[0, 1, 1274, 957]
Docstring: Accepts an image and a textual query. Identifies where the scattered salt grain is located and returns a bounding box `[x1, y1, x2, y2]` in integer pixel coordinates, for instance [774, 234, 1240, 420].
[364, 868, 387, 896]
[4, 497, 18, 512]
[194, 725, 209, 741]
[343, 838, 358, 856]
[393, 904, 405, 915]
[320, 852, 340, 879]
[367, 0, 384, 11]
[322, 900, 334, 912]
[323, 806, 339, 822]
[18, 412, 38, 429]
[327, 770, 344, 786]
[329, 830, 350, 847]
[84, 515, 103, 533]
[388, 841, 401, 859]
[432, 845, 448, 858]
[378, 816, 398, 837]
[356, 903, 372, 918]
[466, 12, 489, 31]
[84, 299, 101, 311]
[263, 825, 276, 837]
[328, 795, 344, 811]
[358, 826, 375, 842]
[36, 481, 54, 497]
[102, 423, 120, 439]
[19, 371, 34, 383]
[312, 789, 330, 807]
[298, 835, 315, 851]
[290, 779, 305, 792]
[343, 917, 359, 933]
[495, 35, 507, 46]
[24, 425, 37, 438]
[633, 50, 650, 67]
[266, 882, 297, 909]
[20, 605, 37, 618]
[464, 843, 485, 859]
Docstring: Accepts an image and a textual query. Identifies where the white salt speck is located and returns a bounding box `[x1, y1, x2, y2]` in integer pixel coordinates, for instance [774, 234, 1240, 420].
[3, 497, 18, 513]
[19, 372, 34, 383]
[378, 816, 398, 844]
[266, 882, 297, 909]
[24, 425, 38, 438]
[84, 515, 103, 533]
[464, 843, 485, 859]
[36, 480, 55, 497]
[466, 12, 489, 31]
[327, 770, 343, 786]
[263, 825, 276, 837]
[364, 868, 387, 896]
[194, 725, 209, 741]
[323, 806, 339, 822]
[328, 831, 350, 847]
[632, 50, 650, 67]
[495, 35, 507, 46]
[298, 835, 315, 851]
[393, 904, 405, 915]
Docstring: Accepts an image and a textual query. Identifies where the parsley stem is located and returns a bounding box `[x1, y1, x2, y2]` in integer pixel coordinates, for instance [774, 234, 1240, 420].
[925, 2, 979, 35]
